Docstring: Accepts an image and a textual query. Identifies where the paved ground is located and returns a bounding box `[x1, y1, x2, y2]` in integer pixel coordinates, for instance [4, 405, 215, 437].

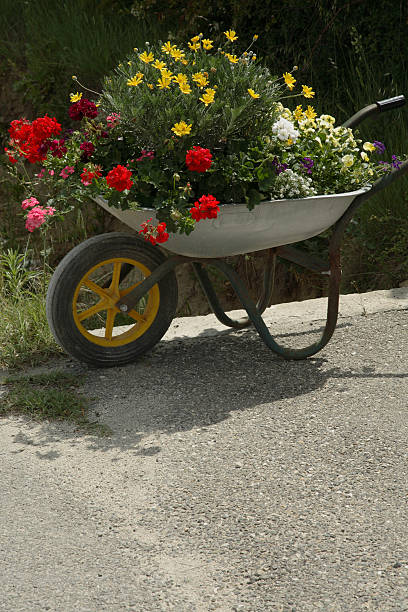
[1, 288, 408, 611]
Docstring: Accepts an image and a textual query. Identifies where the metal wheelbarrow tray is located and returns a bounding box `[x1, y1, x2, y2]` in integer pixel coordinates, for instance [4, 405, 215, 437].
[46, 96, 408, 367]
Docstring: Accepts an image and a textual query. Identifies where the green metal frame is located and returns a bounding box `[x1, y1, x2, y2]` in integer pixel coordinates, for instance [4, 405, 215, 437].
[115, 98, 408, 360]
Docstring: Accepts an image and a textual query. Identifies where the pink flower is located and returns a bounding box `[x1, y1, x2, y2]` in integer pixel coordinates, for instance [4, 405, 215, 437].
[106, 113, 120, 127]
[25, 206, 48, 232]
[59, 165, 75, 179]
[36, 168, 46, 179]
[136, 149, 155, 162]
[49, 170, 54, 176]
[22, 197, 40, 210]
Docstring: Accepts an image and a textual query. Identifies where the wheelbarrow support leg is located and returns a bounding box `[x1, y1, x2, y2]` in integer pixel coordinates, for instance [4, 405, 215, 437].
[192, 249, 277, 329]
[206, 247, 341, 360]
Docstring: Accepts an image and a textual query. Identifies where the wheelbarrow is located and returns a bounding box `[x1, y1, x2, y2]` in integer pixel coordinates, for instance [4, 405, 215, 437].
[46, 96, 408, 367]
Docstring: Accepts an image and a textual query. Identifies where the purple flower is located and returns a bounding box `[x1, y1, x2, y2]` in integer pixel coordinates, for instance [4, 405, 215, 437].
[391, 154, 402, 169]
[300, 156, 314, 174]
[373, 141, 386, 154]
[272, 156, 288, 175]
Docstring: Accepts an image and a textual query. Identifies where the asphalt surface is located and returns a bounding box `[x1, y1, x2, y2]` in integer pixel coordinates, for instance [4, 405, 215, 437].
[1, 288, 408, 611]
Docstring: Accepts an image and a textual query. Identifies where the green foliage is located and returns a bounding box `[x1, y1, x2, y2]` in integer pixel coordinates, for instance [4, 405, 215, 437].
[101, 40, 281, 151]
[0, 248, 61, 368]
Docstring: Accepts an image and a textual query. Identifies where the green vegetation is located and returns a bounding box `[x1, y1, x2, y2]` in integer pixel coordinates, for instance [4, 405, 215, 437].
[1, 370, 111, 435]
[0, 248, 61, 369]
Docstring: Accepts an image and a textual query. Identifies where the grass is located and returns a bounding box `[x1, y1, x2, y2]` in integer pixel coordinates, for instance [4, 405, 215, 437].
[0, 293, 62, 369]
[0, 247, 62, 369]
[0, 0, 169, 122]
[1, 370, 111, 436]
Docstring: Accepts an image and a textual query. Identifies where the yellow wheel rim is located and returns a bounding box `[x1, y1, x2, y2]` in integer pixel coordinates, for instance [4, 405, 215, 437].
[72, 257, 160, 347]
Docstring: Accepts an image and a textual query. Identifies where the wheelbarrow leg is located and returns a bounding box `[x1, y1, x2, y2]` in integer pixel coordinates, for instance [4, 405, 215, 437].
[192, 249, 277, 329]
[204, 247, 341, 360]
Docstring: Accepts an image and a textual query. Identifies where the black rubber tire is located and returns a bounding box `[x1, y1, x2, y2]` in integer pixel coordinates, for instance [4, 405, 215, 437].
[46, 233, 178, 367]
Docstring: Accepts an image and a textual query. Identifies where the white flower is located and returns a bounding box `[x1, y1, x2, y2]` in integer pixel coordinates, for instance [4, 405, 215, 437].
[272, 117, 300, 143]
[271, 169, 316, 199]
[319, 114, 335, 124]
[317, 115, 335, 130]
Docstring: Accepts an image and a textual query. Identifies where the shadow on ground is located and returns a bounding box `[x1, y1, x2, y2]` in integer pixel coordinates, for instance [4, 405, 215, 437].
[7, 316, 408, 456]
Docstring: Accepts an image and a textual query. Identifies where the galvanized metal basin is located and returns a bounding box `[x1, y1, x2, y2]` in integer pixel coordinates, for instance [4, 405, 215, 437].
[94, 187, 369, 258]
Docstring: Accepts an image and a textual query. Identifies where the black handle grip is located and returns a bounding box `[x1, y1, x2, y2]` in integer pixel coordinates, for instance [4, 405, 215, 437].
[343, 95, 406, 129]
[376, 95, 406, 111]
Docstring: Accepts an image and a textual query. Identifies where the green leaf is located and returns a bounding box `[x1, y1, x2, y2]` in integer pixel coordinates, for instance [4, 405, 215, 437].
[256, 161, 276, 190]
[245, 189, 263, 211]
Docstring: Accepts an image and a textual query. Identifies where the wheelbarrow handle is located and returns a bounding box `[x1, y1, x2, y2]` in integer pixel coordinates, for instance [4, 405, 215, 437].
[342, 94, 406, 129]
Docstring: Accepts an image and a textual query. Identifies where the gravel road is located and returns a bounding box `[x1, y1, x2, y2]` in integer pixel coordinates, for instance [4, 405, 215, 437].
[1, 291, 408, 611]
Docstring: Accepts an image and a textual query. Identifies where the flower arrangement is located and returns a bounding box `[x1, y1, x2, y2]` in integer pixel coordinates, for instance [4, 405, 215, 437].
[4, 31, 397, 244]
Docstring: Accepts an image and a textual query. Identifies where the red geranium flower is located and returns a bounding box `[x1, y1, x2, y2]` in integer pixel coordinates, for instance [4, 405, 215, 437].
[139, 219, 169, 245]
[9, 119, 33, 143]
[185, 146, 212, 172]
[80, 166, 102, 186]
[190, 194, 220, 221]
[106, 165, 133, 191]
[7, 115, 62, 164]
[31, 115, 62, 141]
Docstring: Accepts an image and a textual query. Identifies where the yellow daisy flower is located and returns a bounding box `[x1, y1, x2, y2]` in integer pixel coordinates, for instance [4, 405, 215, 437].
[199, 88, 216, 106]
[192, 72, 209, 88]
[153, 60, 166, 70]
[170, 47, 186, 62]
[139, 51, 154, 63]
[202, 38, 213, 50]
[147, 83, 154, 89]
[171, 121, 192, 136]
[188, 41, 201, 51]
[226, 53, 239, 64]
[304, 105, 317, 120]
[173, 73, 189, 85]
[161, 41, 175, 54]
[248, 89, 260, 99]
[293, 105, 304, 120]
[283, 72, 296, 90]
[127, 73, 144, 87]
[160, 68, 173, 79]
[224, 29, 238, 42]
[181, 59, 189, 65]
[302, 85, 315, 99]
[70, 92, 82, 102]
[157, 76, 172, 89]
[191, 35, 201, 43]
[179, 82, 192, 94]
